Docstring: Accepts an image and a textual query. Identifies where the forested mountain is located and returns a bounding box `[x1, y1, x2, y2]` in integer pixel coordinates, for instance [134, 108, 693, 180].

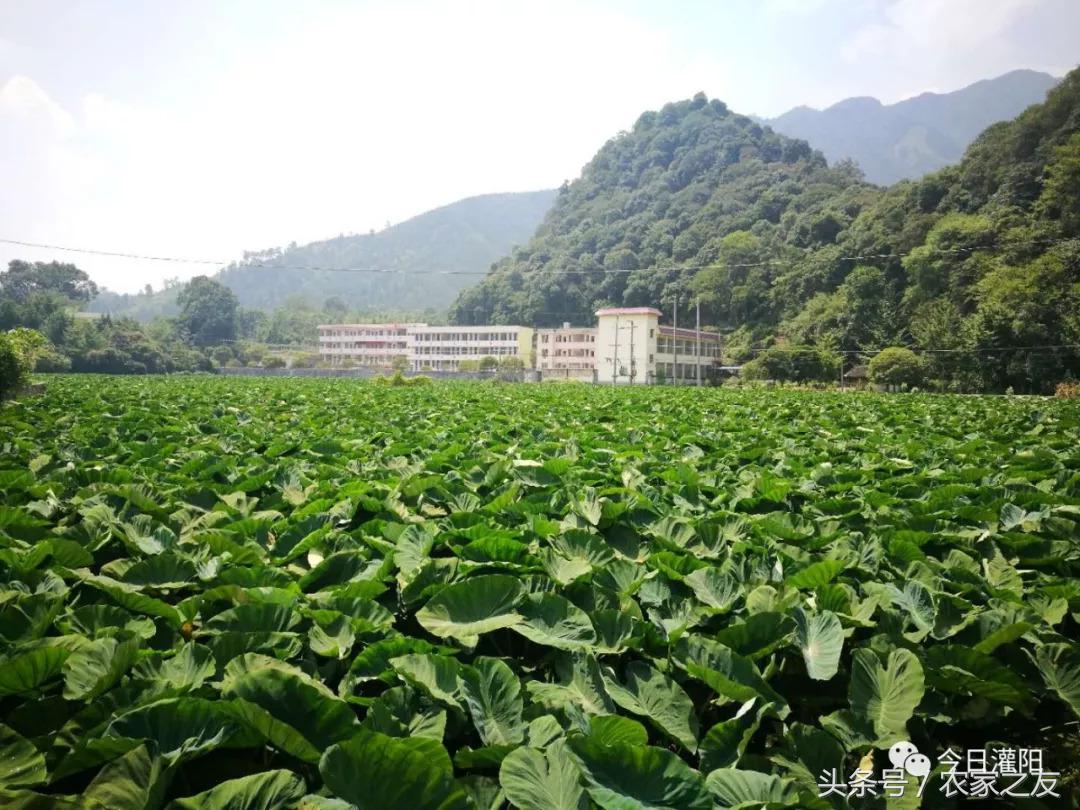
[452, 71, 1080, 391]
[764, 70, 1058, 184]
[90, 190, 555, 318]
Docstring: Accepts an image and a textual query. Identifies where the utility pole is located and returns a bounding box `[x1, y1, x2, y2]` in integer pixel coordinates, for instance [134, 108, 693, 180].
[672, 294, 679, 386]
[610, 315, 620, 387]
[695, 298, 702, 387]
[627, 320, 637, 384]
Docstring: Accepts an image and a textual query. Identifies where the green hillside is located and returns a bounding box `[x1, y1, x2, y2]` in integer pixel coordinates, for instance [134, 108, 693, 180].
[765, 69, 1058, 185]
[90, 189, 555, 319]
[452, 73, 1080, 392]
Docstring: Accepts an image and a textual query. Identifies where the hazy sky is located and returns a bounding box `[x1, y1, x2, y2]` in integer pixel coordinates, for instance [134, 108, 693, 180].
[2, 0, 1077, 292]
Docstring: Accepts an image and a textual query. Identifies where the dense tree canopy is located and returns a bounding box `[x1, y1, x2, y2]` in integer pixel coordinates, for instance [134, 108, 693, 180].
[452, 72, 1080, 392]
[176, 276, 239, 346]
[0, 260, 99, 303]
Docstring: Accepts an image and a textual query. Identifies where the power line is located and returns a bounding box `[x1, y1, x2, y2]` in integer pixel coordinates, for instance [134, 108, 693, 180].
[2, 235, 1077, 277]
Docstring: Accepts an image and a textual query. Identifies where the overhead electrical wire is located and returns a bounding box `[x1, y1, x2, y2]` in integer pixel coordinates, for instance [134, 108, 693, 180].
[1, 235, 1076, 276]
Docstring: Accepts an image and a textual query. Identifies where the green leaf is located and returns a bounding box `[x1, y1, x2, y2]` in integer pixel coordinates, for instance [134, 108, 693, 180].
[704, 768, 797, 809]
[1032, 643, 1080, 718]
[391, 653, 466, 710]
[0, 724, 46, 789]
[605, 661, 699, 752]
[684, 568, 740, 611]
[792, 608, 843, 681]
[105, 698, 240, 763]
[500, 741, 587, 810]
[0, 647, 69, 697]
[416, 574, 525, 647]
[363, 685, 447, 740]
[676, 637, 789, 718]
[461, 657, 526, 746]
[132, 644, 216, 692]
[567, 734, 713, 810]
[220, 666, 357, 753]
[785, 560, 845, 590]
[319, 729, 469, 810]
[511, 594, 596, 651]
[586, 715, 649, 748]
[167, 769, 306, 810]
[62, 635, 141, 700]
[83, 744, 172, 810]
[849, 649, 925, 744]
[699, 699, 765, 771]
[886, 581, 937, 634]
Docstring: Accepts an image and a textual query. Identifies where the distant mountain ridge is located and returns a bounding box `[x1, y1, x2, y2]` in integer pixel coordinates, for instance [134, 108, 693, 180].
[765, 69, 1059, 184]
[90, 189, 556, 318]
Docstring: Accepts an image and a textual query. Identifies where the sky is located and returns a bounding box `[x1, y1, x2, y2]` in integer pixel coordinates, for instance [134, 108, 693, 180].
[1, 0, 1077, 293]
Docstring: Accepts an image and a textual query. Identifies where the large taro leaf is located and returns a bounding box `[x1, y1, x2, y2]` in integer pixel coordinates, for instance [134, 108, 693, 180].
[699, 698, 768, 772]
[62, 634, 141, 700]
[923, 645, 1032, 708]
[704, 768, 798, 809]
[82, 744, 172, 810]
[526, 654, 615, 717]
[131, 643, 217, 692]
[363, 685, 448, 740]
[0, 724, 46, 789]
[390, 652, 466, 711]
[684, 568, 740, 612]
[167, 769, 306, 810]
[0, 647, 70, 697]
[604, 661, 699, 752]
[675, 637, 789, 718]
[510, 593, 597, 651]
[104, 697, 241, 763]
[1031, 643, 1080, 718]
[792, 608, 844, 681]
[567, 734, 713, 810]
[220, 665, 357, 757]
[415, 574, 525, 648]
[319, 729, 469, 810]
[499, 740, 587, 810]
[460, 657, 526, 747]
[848, 648, 925, 745]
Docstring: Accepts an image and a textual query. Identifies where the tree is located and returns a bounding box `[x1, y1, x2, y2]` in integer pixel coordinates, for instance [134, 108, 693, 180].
[324, 297, 348, 318]
[0, 328, 47, 397]
[869, 347, 926, 388]
[176, 276, 238, 347]
[479, 356, 499, 371]
[0, 261, 99, 303]
[391, 355, 409, 373]
[741, 345, 840, 383]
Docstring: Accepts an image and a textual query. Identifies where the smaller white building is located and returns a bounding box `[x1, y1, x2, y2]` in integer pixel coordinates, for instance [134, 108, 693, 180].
[536, 322, 597, 381]
[595, 307, 721, 384]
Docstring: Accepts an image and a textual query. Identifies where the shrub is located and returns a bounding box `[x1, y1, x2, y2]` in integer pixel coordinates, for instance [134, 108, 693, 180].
[741, 344, 840, 383]
[212, 345, 234, 366]
[869, 347, 927, 388]
[263, 356, 287, 369]
[35, 346, 72, 373]
[291, 353, 320, 369]
[2, 328, 48, 397]
[1056, 380, 1080, 399]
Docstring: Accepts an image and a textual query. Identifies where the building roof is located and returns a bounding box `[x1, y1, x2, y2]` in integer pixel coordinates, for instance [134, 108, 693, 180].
[595, 307, 662, 317]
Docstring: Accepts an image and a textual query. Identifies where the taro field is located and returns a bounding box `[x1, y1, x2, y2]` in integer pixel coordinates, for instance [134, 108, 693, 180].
[1, 375, 1079, 809]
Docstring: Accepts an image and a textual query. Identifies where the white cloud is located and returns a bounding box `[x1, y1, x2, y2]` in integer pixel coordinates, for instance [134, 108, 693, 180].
[0, 0, 735, 293]
[0, 74, 74, 136]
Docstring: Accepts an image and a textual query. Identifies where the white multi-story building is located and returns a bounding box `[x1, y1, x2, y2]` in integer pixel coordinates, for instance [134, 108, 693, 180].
[318, 308, 721, 382]
[317, 323, 419, 367]
[536, 323, 597, 381]
[409, 325, 534, 372]
[595, 307, 721, 384]
[317, 324, 534, 372]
